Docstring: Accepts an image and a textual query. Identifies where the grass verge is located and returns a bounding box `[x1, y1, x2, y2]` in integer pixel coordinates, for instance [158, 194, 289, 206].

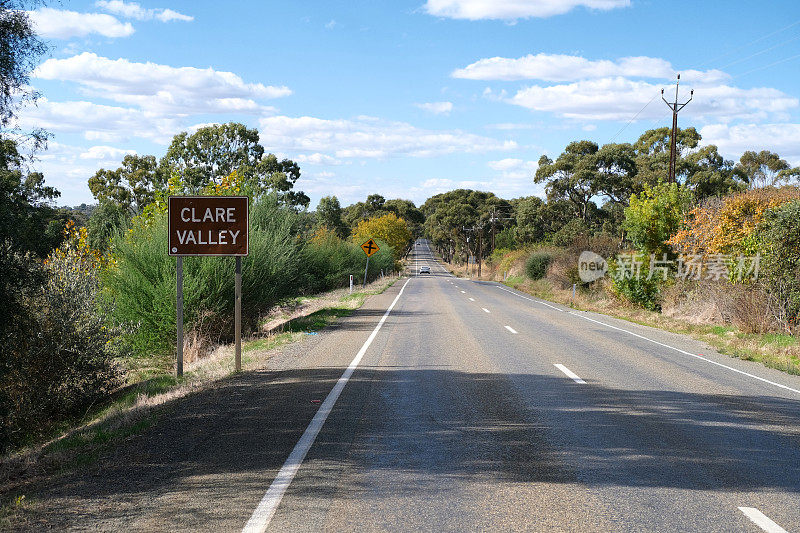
[0, 275, 401, 524]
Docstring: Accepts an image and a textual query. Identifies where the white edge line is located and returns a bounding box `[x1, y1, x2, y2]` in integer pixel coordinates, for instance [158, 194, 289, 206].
[242, 278, 412, 533]
[482, 308, 490, 313]
[495, 283, 800, 396]
[738, 507, 788, 533]
[573, 312, 800, 395]
[554, 363, 586, 384]
[504, 325, 518, 334]
[494, 284, 565, 312]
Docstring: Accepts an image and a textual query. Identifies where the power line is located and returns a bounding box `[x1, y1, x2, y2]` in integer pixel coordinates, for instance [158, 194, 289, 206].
[733, 52, 800, 79]
[608, 93, 660, 143]
[717, 31, 800, 70]
[689, 18, 800, 71]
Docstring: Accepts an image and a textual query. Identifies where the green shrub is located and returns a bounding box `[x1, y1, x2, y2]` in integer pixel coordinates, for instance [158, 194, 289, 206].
[525, 251, 553, 280]
[624, 181, 694, 256]
[0, 228, 122, 452]
[612, 274, 662, 311]
[755, 201, 800, 324]
[103, 195, 306, 359]
[301, 231, 393, 294]
[608, 255, 663, 311]
[552, 219, 588, 247]
[87, 200, 130, 251]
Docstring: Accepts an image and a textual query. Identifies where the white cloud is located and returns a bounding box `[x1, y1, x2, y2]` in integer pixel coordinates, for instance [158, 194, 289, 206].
[95, 1, 193, 22]
[26, 8, 134, 39]
[700, 123, 800, 165]
[34, 53, 290, 116]
[453, 53, 734, 83]
[27, 142, 119, 206]
[488, 158, 526, 171]
[295, 153, 345, 166]
[507, 77, 797, 122]
[16, 97, 181, 144]
[79, 145, 136, 160]
[453, 54, 672, 81]
[257, 115, 517, 159]
[415, 101, 454, 115]
[424, 0, 630, 21]
[156, 9, 193, 22]
[488, 158, 538, 180]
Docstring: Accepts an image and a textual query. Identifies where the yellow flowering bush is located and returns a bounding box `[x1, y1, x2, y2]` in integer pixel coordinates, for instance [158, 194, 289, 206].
[1, 220, 122, 451]
[668, 187, 800, 255]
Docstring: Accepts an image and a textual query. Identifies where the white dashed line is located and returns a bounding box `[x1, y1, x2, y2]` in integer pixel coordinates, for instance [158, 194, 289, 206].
[494, 283, 800, 396]
[504, 325, 518, 334]
[468, 297, 475, 301]
[738, 507, 788, 533]
[460, 290, 466, 294]
[554, 364, 586, 384]
[482, 308, 490, 313]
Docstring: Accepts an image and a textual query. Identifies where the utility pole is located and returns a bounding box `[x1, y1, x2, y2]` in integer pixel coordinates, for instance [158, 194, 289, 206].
[476, 223, 483, 278]
[661, 74, 693, 184]
[489, 208, 514, 251]
[462, 226, 471, 274]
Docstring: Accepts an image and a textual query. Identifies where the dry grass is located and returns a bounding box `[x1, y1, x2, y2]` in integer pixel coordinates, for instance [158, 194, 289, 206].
[0, 274, 401, 503]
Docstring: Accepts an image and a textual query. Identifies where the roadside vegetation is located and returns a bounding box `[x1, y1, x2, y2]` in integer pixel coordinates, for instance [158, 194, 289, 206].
[4, 0, 800, 468]
[429, 137, 800, 376]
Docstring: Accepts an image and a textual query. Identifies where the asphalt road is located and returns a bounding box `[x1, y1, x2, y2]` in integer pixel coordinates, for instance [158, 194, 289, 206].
[21, 240, 800, 532]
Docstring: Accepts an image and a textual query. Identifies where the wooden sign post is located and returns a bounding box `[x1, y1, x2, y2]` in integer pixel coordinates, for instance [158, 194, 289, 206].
[169, 196, 249, 376]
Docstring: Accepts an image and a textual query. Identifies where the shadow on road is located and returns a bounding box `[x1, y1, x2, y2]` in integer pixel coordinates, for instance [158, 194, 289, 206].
[32, 365, 800, 512]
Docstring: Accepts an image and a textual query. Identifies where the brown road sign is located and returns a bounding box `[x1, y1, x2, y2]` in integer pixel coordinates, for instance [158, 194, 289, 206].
[169, 196, 249, 256]
[361, 238, 379, 257]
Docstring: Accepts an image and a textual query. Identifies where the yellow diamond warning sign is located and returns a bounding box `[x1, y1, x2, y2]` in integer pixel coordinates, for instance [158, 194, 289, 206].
[361, 238, 379, 257]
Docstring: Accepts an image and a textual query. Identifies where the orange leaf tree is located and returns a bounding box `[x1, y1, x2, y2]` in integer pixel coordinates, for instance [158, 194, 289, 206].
[667, 186, 800, 256]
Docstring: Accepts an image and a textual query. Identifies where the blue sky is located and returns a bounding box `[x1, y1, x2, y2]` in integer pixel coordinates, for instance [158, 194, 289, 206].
[17, 0, 800, 207]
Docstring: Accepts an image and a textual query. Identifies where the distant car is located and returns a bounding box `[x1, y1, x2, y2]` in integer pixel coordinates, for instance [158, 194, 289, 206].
[419, 266, 431, 274]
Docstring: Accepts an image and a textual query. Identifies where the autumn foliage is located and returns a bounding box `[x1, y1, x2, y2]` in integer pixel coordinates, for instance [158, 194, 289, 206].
[667, 187, 800, 256]
[351, 212, 412, 261]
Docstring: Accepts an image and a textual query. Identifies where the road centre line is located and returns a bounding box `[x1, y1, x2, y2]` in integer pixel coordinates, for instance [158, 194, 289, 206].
[482, 308, 491, 313]
[505, 325, 518, 334]
[554, 364, 586, 384]
[242, 278, 412, 533]
[493, 283, 800, 396]
[468, 297, 475, 301]
[738, 507, 788, 533]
